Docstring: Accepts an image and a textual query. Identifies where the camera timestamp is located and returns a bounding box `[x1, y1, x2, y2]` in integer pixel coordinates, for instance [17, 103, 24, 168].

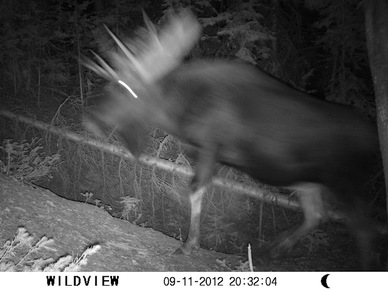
[163, 275, 277, 287]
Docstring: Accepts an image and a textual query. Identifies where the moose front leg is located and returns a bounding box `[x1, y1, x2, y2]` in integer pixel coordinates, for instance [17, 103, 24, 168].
[174, 143, 218, 255]
[175, 186, 206, 255]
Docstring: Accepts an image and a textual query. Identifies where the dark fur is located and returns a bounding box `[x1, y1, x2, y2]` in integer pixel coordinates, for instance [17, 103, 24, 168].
[87, 60, 379, 269]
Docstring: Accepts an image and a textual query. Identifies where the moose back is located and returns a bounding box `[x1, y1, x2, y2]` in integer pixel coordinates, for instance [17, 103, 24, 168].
[82, 11, 379, 269]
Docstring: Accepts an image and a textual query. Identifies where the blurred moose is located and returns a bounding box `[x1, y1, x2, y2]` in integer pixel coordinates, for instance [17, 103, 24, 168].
[82, 10, 379, 269]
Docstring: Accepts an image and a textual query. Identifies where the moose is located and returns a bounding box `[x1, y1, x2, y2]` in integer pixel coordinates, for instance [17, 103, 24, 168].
[82, 10, 379, 269]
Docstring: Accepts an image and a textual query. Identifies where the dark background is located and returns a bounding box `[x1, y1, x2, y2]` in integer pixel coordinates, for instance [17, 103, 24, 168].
[0, 0, 385, 270]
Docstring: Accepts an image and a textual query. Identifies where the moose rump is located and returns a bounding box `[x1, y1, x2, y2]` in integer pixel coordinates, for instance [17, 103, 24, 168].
[83, 11, 378, 269]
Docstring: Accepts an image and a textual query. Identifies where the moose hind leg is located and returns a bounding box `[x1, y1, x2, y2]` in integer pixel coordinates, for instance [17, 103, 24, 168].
[343, 199, 378, 270]
[269, 183, 327, 258]
[174, 186, 206, 255]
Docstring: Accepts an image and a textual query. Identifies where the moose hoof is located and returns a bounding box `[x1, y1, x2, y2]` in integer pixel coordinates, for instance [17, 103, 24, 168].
[173, 241, 199, 255]
[267, 236, 295, 259]
[173, 247, 186, 255]
[268, 245, 286, 259]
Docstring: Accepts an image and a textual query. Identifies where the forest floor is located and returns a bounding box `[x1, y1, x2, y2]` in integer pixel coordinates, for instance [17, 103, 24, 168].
[0, 174, 380, 272]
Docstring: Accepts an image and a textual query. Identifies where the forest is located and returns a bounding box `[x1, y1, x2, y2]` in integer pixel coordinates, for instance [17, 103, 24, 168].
[0, 0, 387, 271]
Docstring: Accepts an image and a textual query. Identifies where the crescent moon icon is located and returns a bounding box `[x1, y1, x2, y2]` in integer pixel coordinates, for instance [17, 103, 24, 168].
[321, 274, 330, 289]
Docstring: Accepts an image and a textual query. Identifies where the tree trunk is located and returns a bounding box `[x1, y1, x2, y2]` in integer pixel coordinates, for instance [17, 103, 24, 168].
[364, 0, 388, 223]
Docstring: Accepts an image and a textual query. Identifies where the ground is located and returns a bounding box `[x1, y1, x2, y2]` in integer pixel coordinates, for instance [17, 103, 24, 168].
[0, 174, 381, 271]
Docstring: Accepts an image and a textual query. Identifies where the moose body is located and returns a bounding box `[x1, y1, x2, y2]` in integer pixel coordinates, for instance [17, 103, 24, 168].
[84, 12, 379, 269]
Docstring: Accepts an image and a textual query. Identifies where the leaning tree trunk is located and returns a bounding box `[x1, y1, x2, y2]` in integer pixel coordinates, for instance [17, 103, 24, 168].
[364, 0, 388, 223]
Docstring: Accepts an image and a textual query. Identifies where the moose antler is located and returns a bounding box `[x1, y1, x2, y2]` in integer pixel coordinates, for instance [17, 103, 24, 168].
[118, 9, 201, 83]
[84, 10, 201, 87]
